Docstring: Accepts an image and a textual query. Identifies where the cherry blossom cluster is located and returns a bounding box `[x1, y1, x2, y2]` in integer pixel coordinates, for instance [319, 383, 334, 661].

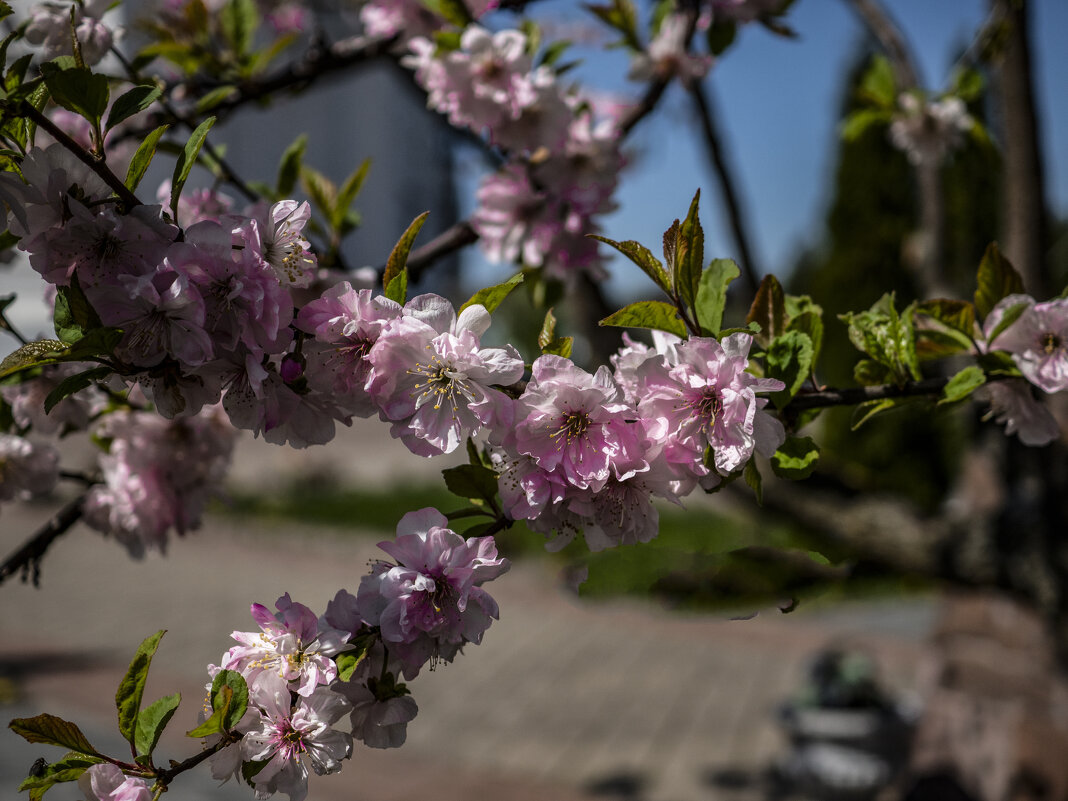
[401, 23, 624, 280]
[888, 93, 974, 166]
[196, 509, 508, 800]
[26, 0, 116, 66]
[977, 294, 1068, 446]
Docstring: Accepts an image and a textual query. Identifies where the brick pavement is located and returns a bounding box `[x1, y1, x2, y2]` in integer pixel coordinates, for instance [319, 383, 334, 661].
[1, 497, 935, 801]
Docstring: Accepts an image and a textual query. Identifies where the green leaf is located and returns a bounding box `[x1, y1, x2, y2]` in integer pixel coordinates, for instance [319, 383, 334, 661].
[442, 463, 499, 505]
[588, 235, 669, 293]
[460, 273, 523, 314]
[538, 39, 572, 68]
[8, 714, 101, 756]
[841, 108, 892, 142]
[170, 116, 216, 222]
[675, 189, 704, 320]
[974, 242, 1025, 319]
[599, 300, 687, 338]
[194, 85, 238, 114]
[330, 159, 371, 232]
[916, 298, 976, 338]
[335, 632, 376, 682]
[695, 258, 739, 335]
[105, 85, 162, 132]
[771, 436, 821, 480]
[44, 366, 111, 414]
[786, 307, 823, 369]
[765, 330, 813, 409]
[17, 753, 103, 796]
[0, 340, 68, 380]
[541, 336, 573, 358]
[858, 54, 896, 108]
[538, 308, 559, 349]
[422, 0, 475, 27]
[584, 0, 642, 50]
[41, 66, 109, 128]
[0, 2, 11, 22]
[384, 269, 407, 305]
[839, 294, 921, 384]
[743, 459, 762, 505]
[134, 693, 180, 759]
[940, 365, 986, 405]
[853, 357, 892, 386]
[115, 630, 166, 747]
[125, 125, 169, 192]
[53, 276, 101, 344]
[220, 0, 259, 54]
[986, 299, 1030, 346]
[65, 327, 122, 361]
[850, 398, 901, 430]
[384, 211, 429, 292]
[211, 670, 248, 731]
[746, 274, 785, 346]
[952, 68, 984, 102]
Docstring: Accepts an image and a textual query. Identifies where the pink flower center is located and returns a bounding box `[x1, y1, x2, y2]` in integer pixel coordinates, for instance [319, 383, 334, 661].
[549, 410, 591, 445]
[1043, 332, 1061, 354]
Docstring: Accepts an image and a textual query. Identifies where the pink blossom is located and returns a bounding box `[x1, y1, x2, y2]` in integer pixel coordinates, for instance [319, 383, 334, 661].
[977, 380, 1060, 447]
[628, 13, 713, 83]
[335, 680, 419, 749]
[231, 200, 317, 288]
[513, 355, 646, 491]
[0, 145, 110, 247]
[356, 508, 509, 678]
[367, 295, 523, 455]
[295, 283, 402, 415]
[988, 296, 1068, 393]
[88, 267, 213, 369]
[168, 221, 294, 357]
[77, 764, 151, 801]
[241, 678, 352, 801]
[224, 593, 349, 697]
[26, 0, 114, 65]
[635, 334, 785, 482]
[2, 363, 104, 434]
[82, 407, 235, 557]
[0, 434, 59, 503]
[41, 203, 175, 288]
[157, 180, 234, 227]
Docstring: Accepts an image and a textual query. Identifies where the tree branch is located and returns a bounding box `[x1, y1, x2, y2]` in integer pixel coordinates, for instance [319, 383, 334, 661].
[120, 34, 396, 143]
[689, 81, 762, 298]
[18, 103, 141, 211]
[0, 493, 86, 587]
[843, 0, 921, 90]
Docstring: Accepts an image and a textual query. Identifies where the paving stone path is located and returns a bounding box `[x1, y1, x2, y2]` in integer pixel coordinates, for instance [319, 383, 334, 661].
[1, 496, 936, 801]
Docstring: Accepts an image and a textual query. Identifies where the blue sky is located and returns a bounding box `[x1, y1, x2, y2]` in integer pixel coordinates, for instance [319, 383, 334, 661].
[463, 0, 1068, 299]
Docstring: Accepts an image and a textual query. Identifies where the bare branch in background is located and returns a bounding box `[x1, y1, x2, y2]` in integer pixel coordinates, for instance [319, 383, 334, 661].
[690, 82, 762, 298]
[0, 494, 86, 587]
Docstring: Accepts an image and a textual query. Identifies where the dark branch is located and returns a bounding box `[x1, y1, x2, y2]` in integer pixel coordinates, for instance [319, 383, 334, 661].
[0, 494, 86, 587]
[121, 34, 396, 143]
[403, 221, 480, 283]
[18, 103, 141, 211]
[843, 0, 922, 89]
[789, 376, 956, 411]
[689, 81, 762, 298]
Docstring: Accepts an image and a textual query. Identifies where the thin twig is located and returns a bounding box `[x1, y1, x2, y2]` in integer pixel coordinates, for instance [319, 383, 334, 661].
[18, 103, 141, 210]
[111, 48, 260, 205]
[0, 493, 86, 587]
[844, 0, 921, 90]
[690, 81, 762, 298]
[119, 34, 396, 144]
[402, 221, 479, 283]
[789, 375, 960, 411]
